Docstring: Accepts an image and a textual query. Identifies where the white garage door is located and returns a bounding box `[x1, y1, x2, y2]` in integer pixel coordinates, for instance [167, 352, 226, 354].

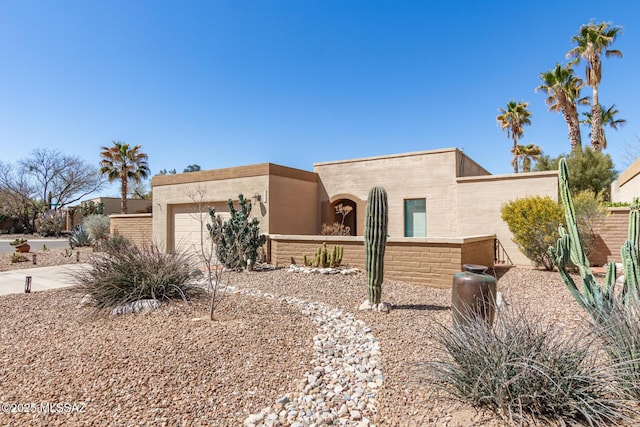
[172, 203, 230, 254]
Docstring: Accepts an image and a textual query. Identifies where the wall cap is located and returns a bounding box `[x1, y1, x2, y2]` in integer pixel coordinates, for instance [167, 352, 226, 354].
[268, 234, 496, 244]
[109, 213, 153, 218]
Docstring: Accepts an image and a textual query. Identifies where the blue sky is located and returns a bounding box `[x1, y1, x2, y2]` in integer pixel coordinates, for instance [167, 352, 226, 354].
[1, 1, 639, 198]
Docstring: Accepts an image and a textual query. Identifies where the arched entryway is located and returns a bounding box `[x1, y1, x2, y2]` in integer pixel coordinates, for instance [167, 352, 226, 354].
[329, 198, 357, 236]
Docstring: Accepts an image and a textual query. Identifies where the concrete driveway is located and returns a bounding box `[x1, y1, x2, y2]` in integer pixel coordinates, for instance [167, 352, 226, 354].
[0, 264, 89, 296]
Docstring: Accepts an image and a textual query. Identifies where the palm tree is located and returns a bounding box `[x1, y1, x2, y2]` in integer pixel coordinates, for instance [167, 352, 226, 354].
[516, 144, 542, 172]
[581, 104, 626, 150]
[497, 100, 532, 173]
[535, 63, 588, 151]
[567, 20, 622, 152]
[99, 141, 150, 214]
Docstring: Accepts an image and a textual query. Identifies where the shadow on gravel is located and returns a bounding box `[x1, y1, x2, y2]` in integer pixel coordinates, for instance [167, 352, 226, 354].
[392, 304, 449, 311]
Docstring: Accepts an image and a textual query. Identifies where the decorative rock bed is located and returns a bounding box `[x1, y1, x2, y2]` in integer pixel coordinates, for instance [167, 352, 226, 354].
[287, 264, 359, 276]
[235, 287, 382, 427]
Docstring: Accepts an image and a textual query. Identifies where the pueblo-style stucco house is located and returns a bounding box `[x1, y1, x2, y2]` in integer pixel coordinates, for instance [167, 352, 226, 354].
[146, 148, 559, 284]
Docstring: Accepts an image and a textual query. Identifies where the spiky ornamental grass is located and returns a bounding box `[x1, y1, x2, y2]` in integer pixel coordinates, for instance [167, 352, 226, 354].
[591, 302, 640, 399]
[429, 305, 636, 426]
[72, 237, 204, 311]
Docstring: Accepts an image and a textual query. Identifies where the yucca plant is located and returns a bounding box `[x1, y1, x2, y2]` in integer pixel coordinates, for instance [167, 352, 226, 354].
[430, 305, 636, 425]
[69, 224, 92, 248]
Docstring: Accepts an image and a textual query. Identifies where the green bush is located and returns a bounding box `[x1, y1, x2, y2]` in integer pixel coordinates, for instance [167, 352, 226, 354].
[72, 237, 204, 310]
[207, 194, 266, 270]
[501, 196, 564, 270]
[604, 201, 631, 207]
[35, 209, 64, 237]
[82, 214, 110, 242]
[429, 306, 635, 425]
[534, 148, 618, 198]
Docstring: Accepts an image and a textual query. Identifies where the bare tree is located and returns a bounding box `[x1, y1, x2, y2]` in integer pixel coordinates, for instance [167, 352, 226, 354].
[0, 149, 104, 231]
[185, 186, 230, 320]
[20, 148, 104, 208]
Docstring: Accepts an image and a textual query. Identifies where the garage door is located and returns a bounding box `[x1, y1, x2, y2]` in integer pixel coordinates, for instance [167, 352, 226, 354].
[172, 203, 230, 255]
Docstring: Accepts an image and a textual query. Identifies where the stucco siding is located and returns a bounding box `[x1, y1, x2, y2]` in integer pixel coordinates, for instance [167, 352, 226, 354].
[456, 171, 558, 266]
[314, 149, 461, 239]
[611, 176, 640, 204]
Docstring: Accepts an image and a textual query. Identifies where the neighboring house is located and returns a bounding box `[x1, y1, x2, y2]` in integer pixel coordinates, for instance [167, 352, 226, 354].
[67, 197, 152, 230]
[611, 157, 640, 203]
[151, 148, 558, 265]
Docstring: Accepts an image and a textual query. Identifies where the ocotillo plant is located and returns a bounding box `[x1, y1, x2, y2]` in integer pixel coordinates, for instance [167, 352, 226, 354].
[365, 186, 388, 305]
[549, 157, 640, 319]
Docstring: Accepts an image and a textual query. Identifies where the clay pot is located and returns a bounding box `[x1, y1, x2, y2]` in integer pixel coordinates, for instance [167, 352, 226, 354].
[15, 242, 30, 253]
[451, 264, 496, 328]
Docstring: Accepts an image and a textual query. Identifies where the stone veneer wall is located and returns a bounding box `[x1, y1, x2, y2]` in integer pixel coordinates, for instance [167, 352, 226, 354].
[268, 234, 496, 288]
[110, 214, 153, 249]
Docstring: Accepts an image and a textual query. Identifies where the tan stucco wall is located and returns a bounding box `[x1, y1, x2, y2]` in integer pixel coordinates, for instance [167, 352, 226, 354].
[110, 214, 153, 249]
[152, 175, 270, 251]
[456, 171, 559, 266]
[151, 163, 319, 252]
[269, 175, 319, 234]
[93, 197, 152, 214]
[314, 148, 488, 239]
[269, 234, 495, 288]
[611, 157, 640, 203]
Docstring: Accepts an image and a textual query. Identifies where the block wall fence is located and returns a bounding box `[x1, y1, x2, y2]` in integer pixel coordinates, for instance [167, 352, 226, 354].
[108, 206, 635, 287]
[591, 207, 632, 265]
[109, 214, 153, 249]
[268, 235, 495, 288]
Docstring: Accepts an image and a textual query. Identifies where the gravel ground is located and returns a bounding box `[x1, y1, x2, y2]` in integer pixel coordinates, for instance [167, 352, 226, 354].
[0, 254, 624, 426]
[0, 234, 95, 272]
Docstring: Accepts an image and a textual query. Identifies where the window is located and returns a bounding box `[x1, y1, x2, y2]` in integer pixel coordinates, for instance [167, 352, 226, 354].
[404, 199, 426, 237]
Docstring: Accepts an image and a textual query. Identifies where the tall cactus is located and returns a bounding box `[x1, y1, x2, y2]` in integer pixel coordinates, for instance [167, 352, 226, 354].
[365, 186, 388, 305]
[549, 157, 640, 318]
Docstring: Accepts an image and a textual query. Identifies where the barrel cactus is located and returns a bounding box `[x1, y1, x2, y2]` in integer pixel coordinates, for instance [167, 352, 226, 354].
[549, 157, 640, 319]
[365, 186, 388, 306]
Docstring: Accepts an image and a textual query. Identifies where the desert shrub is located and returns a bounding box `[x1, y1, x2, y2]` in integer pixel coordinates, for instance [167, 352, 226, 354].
[320, 222, 351, 236]
[207, 194, 266, 270]
[321, 203, 353, 236]
[97, 233, 130, 253]
[573, 190, 609, 260]
[11, 253, 28, 263]
[72, 237, 204, 310]
[501, 196, 564, 270]
[35, 209, 64, 236]
[591, 302, 640, 399]
[82, 214, 110, 242]
[69, 224, 91, 248]
[429, 306, 635, 426]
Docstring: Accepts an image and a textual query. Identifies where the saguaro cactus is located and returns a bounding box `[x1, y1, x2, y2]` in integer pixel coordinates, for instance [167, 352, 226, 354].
[549, 157, 640, 318]
[365, 186, 388, 305]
